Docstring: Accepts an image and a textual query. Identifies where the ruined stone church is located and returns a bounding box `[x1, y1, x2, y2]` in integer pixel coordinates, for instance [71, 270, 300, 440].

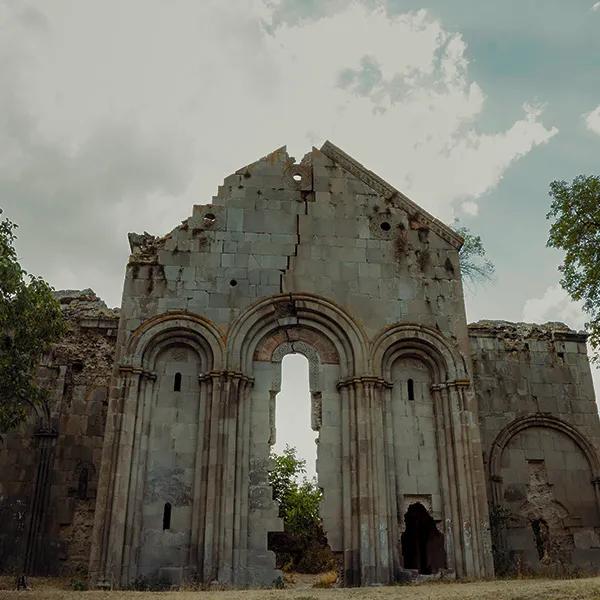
[1, 142, 600, 587]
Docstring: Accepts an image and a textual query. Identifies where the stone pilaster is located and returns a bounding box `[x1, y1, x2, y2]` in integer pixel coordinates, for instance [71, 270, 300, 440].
[337, 376, 395, 586]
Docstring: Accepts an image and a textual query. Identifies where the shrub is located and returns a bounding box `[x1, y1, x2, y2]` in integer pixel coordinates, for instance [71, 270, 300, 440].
[70, 578, 88, 591]
[268, 446, 336, 573]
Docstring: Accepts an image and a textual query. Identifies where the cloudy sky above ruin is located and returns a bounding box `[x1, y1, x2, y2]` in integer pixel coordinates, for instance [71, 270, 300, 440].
[2, 0, 599, 472]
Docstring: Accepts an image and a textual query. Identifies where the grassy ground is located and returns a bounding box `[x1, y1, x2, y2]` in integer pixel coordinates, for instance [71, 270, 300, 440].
[2, 576, 600, 600]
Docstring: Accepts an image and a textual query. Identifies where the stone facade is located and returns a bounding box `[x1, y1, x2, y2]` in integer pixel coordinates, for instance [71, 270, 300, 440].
[470, 321, 600, 573]
[1, 142, 599, 586]
[0, 290, 118, 576]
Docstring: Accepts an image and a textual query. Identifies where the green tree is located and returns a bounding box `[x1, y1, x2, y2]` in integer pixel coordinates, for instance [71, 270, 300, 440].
[0, 210, 66, 431]
[547, 175, 600, 362]
[268, 446, 336, 573]
[454, 223, 495, 284]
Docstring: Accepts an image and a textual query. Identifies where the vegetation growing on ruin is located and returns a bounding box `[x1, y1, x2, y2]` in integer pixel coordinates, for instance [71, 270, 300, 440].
[0, 211, 66, 431]
[454, 223, 495, 285]
[268, 446, 337, 574]
[547, 175, 600, 363]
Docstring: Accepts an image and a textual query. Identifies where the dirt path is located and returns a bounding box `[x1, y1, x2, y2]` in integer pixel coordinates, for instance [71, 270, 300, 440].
[2, 577, 600, 600]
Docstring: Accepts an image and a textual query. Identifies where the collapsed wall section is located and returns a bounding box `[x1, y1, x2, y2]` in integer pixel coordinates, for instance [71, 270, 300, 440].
[0, 290, 118, 576]
[470, 320, 600, 573]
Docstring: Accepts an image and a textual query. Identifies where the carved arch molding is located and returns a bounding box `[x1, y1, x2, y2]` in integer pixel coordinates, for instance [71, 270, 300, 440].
[89, 293, 494, 588]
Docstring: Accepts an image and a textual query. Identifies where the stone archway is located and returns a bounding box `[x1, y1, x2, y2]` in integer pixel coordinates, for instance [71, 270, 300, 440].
[89, 295, 494, 587]
[372, 323, 494, 579]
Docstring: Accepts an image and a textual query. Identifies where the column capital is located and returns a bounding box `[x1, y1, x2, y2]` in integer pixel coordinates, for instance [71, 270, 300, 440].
[431, 379, 471, 391]
[198, 370, 254, 386]
[118, 365, 156, 380]
[336, 375, 393, 390]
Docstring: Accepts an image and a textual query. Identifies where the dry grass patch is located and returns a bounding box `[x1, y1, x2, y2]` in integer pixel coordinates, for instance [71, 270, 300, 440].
[1, 576, 600, 600]
[312, 571, 337, 588]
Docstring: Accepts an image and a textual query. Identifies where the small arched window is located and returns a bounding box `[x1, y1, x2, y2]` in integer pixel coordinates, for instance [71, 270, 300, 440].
[173, 372, 182, 392]
[407, 378, 415, 401]
[163, 502, 172, 530]
[78, 467, 88, 500]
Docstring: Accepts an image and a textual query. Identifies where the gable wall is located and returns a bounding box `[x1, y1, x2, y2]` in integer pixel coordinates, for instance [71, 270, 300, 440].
[119, 145, 466, 350]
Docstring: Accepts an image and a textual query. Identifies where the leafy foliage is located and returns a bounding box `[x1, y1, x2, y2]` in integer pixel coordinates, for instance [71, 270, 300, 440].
[268, 446, 336, 574]
[547, 175, 600, 362]
[0, 210, 67, 431]
[454, 223, 495, 284]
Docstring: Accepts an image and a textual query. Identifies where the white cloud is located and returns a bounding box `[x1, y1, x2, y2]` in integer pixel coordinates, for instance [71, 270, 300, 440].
[592, 1, 600, 11]
[0, 0, 558, 307]
[522, 284, 586, 330]
[460, 200, 479, 216]
[585, 104, 600, 135]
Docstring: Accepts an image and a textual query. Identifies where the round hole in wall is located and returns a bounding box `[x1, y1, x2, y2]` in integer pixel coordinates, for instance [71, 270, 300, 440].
[204, 213, 216, 223]
[380, 221, 391, 231]
[229, 279, 238, 287]
[292, 173, 302, 182]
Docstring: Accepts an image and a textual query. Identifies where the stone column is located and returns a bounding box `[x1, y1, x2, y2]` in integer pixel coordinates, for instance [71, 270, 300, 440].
[88, 366, 151, 587]
[434, 381, 493, 578]
[23, 429, 58, 575]
[194, 371, 253, 586]
[456, 384, 494, 577]
[431, 383, 459, 574]
[381, 381, 402, 580]
[591, 477, 600, 521]
[121, 370, 155, 584]
[337, 377, 395, 586]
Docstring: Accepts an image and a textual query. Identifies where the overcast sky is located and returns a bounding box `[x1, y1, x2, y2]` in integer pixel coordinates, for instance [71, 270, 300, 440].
[2, 0, 599, 476]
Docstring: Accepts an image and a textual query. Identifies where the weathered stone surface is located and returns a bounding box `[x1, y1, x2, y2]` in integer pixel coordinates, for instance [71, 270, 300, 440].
[0, 289, 119, 575]
[470, 320, 600, 574]
[2, 143, 600, 586]
[87, 142, 491, 588]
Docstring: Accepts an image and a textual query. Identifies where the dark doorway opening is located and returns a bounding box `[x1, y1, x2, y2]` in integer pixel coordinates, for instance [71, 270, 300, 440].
[401, 502, 446, 574]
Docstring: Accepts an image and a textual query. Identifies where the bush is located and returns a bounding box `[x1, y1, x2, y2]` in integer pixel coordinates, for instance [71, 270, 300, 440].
[268, 446, 337, 574]
[70, 578, 88, 591]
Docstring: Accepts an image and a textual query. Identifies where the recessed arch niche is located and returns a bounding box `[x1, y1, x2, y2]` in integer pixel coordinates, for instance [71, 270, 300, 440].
[488, 415, 600, 569]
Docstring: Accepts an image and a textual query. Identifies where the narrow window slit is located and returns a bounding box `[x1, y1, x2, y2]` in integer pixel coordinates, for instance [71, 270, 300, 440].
[163, 502, 172, 530]
[78, 467, 88, 500]
[174, 372, 182, 392]
[408, 378, 415, 401]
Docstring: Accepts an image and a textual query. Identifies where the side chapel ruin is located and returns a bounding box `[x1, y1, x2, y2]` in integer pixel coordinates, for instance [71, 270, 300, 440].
[1, 142, 600, 586]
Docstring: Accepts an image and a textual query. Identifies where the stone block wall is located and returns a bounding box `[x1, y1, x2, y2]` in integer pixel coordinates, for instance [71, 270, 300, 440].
[120, 142, 468, 347]
[89, 142, 492, 587]
[470, 320, 600, 573]
[0, 290, 118, 575]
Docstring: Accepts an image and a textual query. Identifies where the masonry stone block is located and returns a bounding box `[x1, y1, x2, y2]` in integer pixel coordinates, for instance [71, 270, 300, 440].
[6, 143, 600, 588]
